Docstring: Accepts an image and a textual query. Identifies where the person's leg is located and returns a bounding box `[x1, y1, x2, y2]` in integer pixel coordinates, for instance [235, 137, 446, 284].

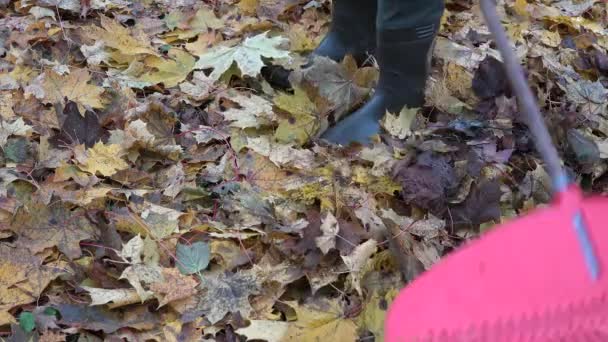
[321, 0, 444, 145]
[313, 0, 378, 65]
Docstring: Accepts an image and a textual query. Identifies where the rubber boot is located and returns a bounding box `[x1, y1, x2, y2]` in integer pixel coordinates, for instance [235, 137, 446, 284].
[313, 0, 378, 65]
[321, 0, 444, 145]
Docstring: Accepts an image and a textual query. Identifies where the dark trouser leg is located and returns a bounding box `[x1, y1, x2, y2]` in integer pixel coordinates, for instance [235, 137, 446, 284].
[321, 0, 445, 145]
[313, 0, 378, 65]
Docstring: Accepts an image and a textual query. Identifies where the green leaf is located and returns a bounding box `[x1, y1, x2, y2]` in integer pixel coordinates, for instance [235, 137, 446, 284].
[44, 307, 58, 316]
[19, 311, 35, 332]
[176, 241, 210, 275]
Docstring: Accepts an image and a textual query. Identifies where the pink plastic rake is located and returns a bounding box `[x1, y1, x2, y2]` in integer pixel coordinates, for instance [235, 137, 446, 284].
[384, 0, 608, 340]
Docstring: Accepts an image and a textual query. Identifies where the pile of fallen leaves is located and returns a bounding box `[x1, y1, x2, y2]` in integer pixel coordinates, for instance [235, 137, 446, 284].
[0, 0, 607, 340]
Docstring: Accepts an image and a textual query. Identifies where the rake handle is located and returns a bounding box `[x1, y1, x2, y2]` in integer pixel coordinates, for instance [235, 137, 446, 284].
[480, 0, 599, 280]
[479, 0, 569, 193]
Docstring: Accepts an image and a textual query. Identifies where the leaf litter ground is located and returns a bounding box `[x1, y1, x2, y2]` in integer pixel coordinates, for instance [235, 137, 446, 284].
[0, 0, 607, 341]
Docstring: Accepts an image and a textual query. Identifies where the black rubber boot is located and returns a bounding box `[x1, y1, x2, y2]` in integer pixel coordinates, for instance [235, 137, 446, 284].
[321, 1, 444, 145]
[313, 0, 378, 65]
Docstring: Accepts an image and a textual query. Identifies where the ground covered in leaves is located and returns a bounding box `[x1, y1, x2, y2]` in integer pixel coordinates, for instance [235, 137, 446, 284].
[0, 0, 607, 340]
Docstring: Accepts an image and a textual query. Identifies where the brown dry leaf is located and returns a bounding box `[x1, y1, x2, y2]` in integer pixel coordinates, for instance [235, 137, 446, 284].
[10, 201, 97, 260]
[0, 245, 40, 325]
[150, 268, 198, 308]
[238, 150, 289, 193]
[291, 55, 375, 121]
[39, 331, 67, 342]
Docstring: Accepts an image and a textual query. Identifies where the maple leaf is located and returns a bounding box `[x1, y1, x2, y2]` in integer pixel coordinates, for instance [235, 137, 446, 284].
[186, 270, 260, 324]
[290, 55, 376, 121]
[0, 245, 68, 325]
[283, 298, 359, 341]
[26, 69, 105, 109]
[179, 71, 215, 102]
[0, 117, 33, 147]
[219, 92, 277, 129]
[273, 86, 320, 146]
[163, 6, 223, 40]
[82, 14, 157, 56]
[195, 31, 291, 80]
[76, 142, 129, 177]
[381, 107, 418, 139]
[117, 235, 162, 301]
[137, 49, 196, 88]
[245, 136, 316, 169]
[9, 201, 98, 259]
[563, 79, 608, 116]
[149, 268, 198, 308]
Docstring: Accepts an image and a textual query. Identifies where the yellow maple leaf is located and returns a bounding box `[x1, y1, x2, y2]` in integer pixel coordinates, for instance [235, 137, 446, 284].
[34, 68, 105, 109]
[513, 0, 529, 17]
[163, 7, 224, 41]
[78, 142, 129, 177]
[274, 87, 320, 146]
[139, 49, 196, 88]
[83, 14, 157, 56]
[282, 298, 358, 342]
[287, 24, 318, 52]
[238, 0, 259, 15]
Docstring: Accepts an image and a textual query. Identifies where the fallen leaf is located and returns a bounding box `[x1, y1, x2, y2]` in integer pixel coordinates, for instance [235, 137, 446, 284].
[150, 268, 198, 307]
[220, 92, 276, 129]
[236, 320, 289, 342]
[138, 49, 196, 88]
[195, 31, 290, 80]
[163, 6, 223, 41]
[10, 201, 97, 259]
[53, 101, 101, 148]
[356, 288, 399, 341]
[81, 286, 141, 307]
[315, 212, 339, 254]
[179, 71, 215, 102]
[186, 270, 260, 324]
[282, 298, 358, 342]
[273, 86, 320, 145]
[381, 107, 418, 139]
[77, 142, 129, 177]
[341, 239, 377, 295]
[82, 14, 157, 56]
[26, 69, 105, 109]
[0, 117, 33, 147]
[176, 241, 211, 275]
